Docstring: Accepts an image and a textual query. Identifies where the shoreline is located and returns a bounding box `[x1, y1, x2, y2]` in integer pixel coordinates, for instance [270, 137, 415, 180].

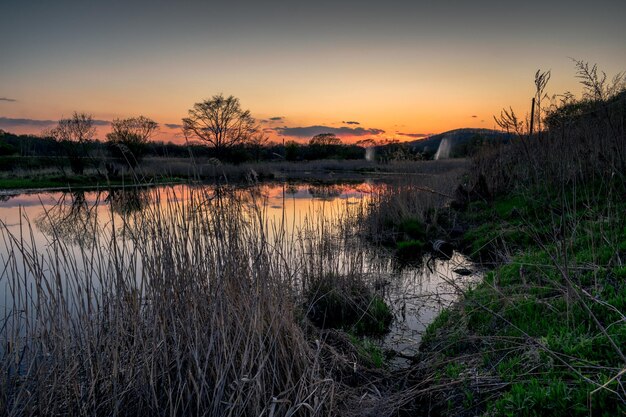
[409, 181, 626, 416]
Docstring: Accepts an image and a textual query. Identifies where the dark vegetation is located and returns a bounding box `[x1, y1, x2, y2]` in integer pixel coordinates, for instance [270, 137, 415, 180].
[406, 128, 513, 159]
[0, 129, 366, 164]
[305, 273, 393, 335]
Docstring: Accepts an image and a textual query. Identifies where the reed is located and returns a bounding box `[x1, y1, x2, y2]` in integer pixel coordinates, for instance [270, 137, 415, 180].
[0, 185, 346, 416]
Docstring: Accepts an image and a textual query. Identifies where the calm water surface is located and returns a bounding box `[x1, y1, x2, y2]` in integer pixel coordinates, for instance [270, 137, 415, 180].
[0, 181, 478, 362]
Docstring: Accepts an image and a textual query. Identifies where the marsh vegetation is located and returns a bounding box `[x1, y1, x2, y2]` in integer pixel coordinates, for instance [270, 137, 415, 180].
[0, 170, 475, 416]
[0, 61, 624, 417]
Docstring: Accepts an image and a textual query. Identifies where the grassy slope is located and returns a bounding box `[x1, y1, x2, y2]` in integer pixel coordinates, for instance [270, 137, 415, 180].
[417, 182, 626, 416]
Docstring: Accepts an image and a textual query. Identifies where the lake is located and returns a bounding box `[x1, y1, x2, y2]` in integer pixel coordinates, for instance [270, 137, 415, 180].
[0, 180, 478, 365]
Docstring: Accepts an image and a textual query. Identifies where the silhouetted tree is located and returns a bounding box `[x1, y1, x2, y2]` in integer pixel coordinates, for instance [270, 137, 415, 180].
[309, 133, 341, 146]
[49, 112, 97, 174]
[285, 141, 299, 161]
[247, 131, 269, 162]
[355, 138, 378, 147]
[182, 94, 258, 156]
[107, 116, 158, 167]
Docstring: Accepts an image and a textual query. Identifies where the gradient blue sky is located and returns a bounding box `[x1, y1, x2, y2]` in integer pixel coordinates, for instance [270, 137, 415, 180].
[1, 0, 625, 142]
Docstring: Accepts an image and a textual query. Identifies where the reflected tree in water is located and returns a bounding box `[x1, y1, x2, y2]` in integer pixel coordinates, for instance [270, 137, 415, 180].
[35, 191, 100, 247]
[308, 184, 343, 200]
[285, 184, 299, 195]
[105, 188, 150, 216]
[0, 194, 16, 203]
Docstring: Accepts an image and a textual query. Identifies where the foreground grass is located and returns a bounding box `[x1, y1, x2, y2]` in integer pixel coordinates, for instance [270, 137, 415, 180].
[1, 183, 434, 416]
[0, 188, 340, 416]
[417, 183, 626, 416]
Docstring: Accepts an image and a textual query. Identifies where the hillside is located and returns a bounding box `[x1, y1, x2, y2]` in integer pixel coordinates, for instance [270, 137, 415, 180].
[407, 128, 513, 157]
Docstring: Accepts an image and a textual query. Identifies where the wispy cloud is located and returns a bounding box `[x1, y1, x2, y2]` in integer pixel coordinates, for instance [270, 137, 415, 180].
[0, 117, 109, 127]
[398, 132, 432, 138]
[342, 120, 360, 125]
[165, 123, 182, 129]
[269, 116, 284, 121]
[274, 125, 385, 138]
[471, 115, 478, 118]
[0, 97, 17, 102]
[0, 117, 57, 127]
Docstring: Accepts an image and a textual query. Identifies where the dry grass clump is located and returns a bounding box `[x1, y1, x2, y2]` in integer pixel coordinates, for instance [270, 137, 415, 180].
[0, 186, 340, 416]
[353, 163, 467, 245]
[469, 61, 625, 196]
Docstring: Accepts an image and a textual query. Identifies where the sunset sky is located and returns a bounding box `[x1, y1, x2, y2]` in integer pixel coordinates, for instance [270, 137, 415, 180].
[1, 0, 625, 143]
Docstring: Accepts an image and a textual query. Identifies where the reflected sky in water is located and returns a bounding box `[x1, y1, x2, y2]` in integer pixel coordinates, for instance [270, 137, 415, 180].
[0, 181, 479, 362]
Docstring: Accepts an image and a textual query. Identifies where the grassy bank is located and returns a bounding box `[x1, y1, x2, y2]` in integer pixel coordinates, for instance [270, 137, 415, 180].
[416, 185, 626, 416]
[408, 65, 626, 416]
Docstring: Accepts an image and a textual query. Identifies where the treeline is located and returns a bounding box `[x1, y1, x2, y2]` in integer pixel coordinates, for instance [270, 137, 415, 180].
[0, 130, 365, 163]
[0, 92, 510, 175]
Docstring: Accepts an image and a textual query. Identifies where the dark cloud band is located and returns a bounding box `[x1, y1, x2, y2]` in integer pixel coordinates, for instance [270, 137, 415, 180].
[0, 117, 109, 127]
[398, 132, 432, 138]
[274, 125, 384, 138]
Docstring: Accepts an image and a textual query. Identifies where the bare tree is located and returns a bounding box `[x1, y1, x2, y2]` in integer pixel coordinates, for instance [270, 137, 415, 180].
[50, 112, 97, 174]
[247, 131, 270, 161]
[309, 133, 342, 146]
[51, 112, 97, 144]
[106, 116, 158, 166]
[182, 94, 258, 154]
[355, 138, 378, 147]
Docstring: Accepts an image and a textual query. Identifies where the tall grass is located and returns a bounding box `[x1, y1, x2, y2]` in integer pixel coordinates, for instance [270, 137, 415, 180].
[413, 63, 626, 415]
[0, 174, 479, 416]
[0, 186, 343, 416]
[352, 162, 468, 244]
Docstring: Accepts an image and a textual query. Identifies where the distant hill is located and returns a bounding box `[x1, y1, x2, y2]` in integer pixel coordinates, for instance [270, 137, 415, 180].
[406, 128, 513, 157]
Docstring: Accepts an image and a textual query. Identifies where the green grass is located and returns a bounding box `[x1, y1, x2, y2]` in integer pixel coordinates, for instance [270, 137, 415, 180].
[398, 218, 427, 240]
[395, 239, 427, 262]
[419, 182, 626, 416]
[348, 334, 386, 368]
[305, 274, 393, 336]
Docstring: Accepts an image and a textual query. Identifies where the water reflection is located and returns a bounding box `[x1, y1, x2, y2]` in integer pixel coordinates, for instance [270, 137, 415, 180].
[35, 191, 100, 247]
[105, 187, 150, 215]
[0, 180, 479, 363]
[307, 184, 343, 200]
